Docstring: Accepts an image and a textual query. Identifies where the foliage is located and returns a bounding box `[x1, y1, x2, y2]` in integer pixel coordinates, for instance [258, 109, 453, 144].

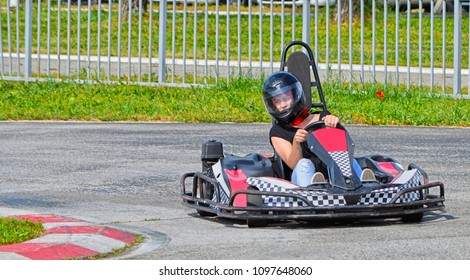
[0, 217, 44, 245]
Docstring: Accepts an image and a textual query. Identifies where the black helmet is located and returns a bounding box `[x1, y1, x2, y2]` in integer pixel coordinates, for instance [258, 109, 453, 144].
[262, 71, 306, 125]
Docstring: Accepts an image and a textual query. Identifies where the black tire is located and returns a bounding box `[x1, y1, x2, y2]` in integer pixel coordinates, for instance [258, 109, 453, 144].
[401, 183, 424, 223]
[197, 209, 217, 217]
[247, 219, 268, 228]
[196, 180, 216, 217]
[402, 212, 424, 223]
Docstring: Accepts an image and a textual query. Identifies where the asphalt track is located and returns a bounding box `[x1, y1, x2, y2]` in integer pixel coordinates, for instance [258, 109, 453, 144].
[0, 122, 469, 259]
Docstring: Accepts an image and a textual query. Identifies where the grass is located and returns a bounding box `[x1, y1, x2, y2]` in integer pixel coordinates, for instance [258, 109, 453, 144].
[1, 78, 469, 126]
[77, 235, 143, 260]
[325, 84, 470, 126]
[0, 217, 44, 245]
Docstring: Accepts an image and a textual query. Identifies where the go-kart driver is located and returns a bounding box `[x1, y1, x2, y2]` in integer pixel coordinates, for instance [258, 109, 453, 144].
[262, 71, 364, 187]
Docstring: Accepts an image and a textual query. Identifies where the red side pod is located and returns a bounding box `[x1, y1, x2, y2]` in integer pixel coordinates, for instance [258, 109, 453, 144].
[224, 168, 249, 207]
[377, 162, 402, 178]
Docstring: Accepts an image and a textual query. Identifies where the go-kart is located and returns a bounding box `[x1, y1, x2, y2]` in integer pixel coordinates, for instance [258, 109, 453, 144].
[179, 41, 445, 227]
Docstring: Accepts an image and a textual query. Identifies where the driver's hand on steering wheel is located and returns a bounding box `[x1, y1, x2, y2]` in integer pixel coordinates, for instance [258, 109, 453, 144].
[322, 115, 339, 128]
[293, 129, 309, 143]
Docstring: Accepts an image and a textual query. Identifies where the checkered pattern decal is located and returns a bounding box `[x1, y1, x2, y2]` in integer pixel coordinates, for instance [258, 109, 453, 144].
[208, 170, 421, 208]
[246, 177, 346, 207]
[396, 170, 421, 203]
[357, 170, 422, 205]
[209, 186, 229, 210]
[329, 151, 352, 177]
[357, 186, 401, 205]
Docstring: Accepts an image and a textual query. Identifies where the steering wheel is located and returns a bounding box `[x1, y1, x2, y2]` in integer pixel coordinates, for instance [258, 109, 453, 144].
[303, 120, 326, 132]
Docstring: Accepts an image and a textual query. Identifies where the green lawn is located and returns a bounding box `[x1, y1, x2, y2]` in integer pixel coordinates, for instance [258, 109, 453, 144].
[1, 79, 469, 126]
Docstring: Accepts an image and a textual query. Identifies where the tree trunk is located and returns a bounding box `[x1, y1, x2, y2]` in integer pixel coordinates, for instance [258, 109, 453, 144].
[121, 0, 149, 18]
[334, 0, 361, 24]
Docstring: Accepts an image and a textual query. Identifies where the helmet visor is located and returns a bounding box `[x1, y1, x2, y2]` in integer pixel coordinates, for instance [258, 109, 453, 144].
[263, 81, 303, 115]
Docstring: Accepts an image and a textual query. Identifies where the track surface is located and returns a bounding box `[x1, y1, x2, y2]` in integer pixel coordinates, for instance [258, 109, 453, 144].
[0, 122, 468, 259]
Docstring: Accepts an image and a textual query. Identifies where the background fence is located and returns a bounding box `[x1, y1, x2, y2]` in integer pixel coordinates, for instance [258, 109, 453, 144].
[1, 0, 469, 98]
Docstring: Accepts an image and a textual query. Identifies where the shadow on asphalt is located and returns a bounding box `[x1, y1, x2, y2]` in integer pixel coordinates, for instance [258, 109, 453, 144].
[187, 211, 455, 230]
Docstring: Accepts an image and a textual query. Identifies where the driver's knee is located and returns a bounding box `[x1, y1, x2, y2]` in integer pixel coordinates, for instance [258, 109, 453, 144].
[291, 158, 315, 187]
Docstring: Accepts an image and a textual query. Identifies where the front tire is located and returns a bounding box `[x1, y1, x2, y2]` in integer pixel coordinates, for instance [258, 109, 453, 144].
[402, 212, 424, 223]
[247, 218, 268, 228]
[196, 180, 216, 217]
[197, 209, 217, 217]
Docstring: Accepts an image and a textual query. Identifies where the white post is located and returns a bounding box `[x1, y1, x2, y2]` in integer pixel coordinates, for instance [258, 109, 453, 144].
[453, 0, 462, 96]
[25, 0, 32, 82]
[302, 0, 311, 46]
[158, 0, 167, 83]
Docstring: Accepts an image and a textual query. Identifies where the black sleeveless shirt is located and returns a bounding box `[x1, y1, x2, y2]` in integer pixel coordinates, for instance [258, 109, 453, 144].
[269, 111, 330, 174]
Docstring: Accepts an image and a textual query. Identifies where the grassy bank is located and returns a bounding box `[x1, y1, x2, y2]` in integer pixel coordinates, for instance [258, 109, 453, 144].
[0, 217, 44, 245]
[1, 79, 469, 126]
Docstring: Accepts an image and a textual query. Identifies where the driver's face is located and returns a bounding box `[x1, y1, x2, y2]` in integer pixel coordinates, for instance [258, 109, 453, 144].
[272, 92, 294, 112]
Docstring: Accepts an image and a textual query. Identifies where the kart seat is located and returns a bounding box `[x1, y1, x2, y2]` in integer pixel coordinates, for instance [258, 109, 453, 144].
[286, 51, 313, 110]
[280, 40, 328, 112]
[355, 155, 405, 184]
[271, 151, 292, 180]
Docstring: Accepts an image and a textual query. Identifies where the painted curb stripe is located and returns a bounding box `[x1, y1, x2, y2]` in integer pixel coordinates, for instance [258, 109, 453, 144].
[45, 226, 136, 244]
[11, 214, 82, 223]
[0, 243, 99, 260]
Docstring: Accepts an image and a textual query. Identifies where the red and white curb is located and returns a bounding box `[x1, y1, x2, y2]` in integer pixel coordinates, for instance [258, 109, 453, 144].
[0, 213, 136, 260]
